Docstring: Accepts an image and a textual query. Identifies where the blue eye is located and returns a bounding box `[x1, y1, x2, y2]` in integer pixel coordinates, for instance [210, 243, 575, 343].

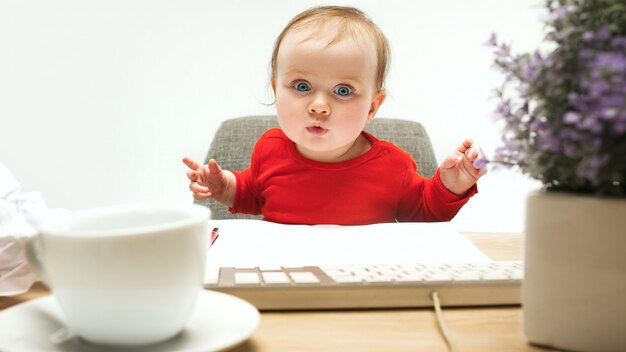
[334, 85, 352, 97]
[293, 81, 311, 92]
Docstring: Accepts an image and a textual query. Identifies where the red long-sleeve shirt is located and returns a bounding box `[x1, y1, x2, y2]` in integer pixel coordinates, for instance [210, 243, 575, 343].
[231, 128, 476, 225]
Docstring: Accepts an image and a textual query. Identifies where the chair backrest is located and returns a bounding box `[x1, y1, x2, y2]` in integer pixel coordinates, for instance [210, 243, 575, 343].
[195, 115, 437, 220]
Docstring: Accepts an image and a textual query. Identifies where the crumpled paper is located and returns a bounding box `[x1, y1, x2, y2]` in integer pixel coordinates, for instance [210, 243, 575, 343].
[0, 162, 68, 296]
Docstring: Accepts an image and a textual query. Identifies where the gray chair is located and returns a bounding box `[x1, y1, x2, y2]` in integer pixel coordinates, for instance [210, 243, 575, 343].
[195, 115, 437, 220]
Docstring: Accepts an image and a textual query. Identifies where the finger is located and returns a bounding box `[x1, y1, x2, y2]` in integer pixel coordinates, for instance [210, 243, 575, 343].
[464, 147, 479, 161]
[467, 164, 488, 181]
[456, 138, 473, 153]
[189, 182, 209, 193]
[462, 157, 488, 180]
[193, 192, 213, 200]
[441, 151, 463, 169]
[186, 170, 197, 181]
[182, 156, 201, 170]
[208, 159, 222, 175]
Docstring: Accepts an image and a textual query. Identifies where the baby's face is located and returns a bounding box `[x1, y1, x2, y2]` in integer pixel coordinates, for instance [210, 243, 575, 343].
[274, 28, 384, 162]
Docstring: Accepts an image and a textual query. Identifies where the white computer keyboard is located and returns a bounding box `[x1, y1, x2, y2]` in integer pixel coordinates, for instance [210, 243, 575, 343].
[204, 260, 523, 310]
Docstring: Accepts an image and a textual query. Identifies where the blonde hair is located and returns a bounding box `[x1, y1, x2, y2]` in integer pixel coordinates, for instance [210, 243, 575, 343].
[270, 6, 390, 91]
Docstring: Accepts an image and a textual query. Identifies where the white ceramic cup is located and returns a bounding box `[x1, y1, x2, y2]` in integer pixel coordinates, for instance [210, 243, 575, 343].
[26, 203, 210, 347]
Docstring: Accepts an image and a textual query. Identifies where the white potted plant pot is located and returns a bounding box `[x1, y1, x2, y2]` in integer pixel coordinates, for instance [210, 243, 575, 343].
[523, 191, 626, 351]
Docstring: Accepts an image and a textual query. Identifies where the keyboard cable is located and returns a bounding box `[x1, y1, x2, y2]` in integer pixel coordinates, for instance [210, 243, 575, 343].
[430, 291, 458, 352]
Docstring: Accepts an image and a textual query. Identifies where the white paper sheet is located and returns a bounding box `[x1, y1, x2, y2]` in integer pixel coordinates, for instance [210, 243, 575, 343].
[205, 220, 491, 270]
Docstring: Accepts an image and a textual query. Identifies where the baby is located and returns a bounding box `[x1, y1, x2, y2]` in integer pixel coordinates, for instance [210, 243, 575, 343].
[183, 6, 486, 225]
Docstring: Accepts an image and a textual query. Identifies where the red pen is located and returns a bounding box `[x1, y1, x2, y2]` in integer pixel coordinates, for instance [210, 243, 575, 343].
[209, 227, 220, 247]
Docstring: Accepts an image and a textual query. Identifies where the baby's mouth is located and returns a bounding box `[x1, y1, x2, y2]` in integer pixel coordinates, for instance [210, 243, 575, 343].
[306, 125, 328, 136]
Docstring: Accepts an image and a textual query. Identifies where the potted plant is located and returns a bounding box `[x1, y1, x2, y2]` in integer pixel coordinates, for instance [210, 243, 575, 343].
[482, 0, 626, 350]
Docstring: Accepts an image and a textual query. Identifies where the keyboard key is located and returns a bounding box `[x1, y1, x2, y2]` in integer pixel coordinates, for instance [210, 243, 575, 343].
[481, 272, 513, 281]
[395, 274, 426, 283]
[289, 272, 321, 284]
[453, 272, 482, 282]
[349, 268, 372, 277]
[364, 274, 395, 283]
[332, 275, 364, 284]
[234, 272, 261, 284]
[377, 269, 401, 277]
[262, 272, 291, 284]
[425, 272, 455, 283]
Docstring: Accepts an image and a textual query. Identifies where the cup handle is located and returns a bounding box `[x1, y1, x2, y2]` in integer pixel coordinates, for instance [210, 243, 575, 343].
[24, 235, 49, 285]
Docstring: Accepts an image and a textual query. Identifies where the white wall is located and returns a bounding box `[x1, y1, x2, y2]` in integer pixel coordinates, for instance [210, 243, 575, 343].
[0, 0, 543, 232]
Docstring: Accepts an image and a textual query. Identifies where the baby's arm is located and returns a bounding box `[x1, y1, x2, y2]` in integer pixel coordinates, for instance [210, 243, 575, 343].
[438, 138, 487, 196]
[182, 157, 236, 208]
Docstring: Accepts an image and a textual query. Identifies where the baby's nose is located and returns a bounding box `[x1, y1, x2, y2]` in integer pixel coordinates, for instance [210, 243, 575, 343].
[308, 100, 331, 116]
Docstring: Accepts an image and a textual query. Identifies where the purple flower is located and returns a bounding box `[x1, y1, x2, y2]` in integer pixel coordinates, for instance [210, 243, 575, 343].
[555, 27, 575, 40]
[563, 112, 581, 124]
[551, 4, 577, 20]
[601, 108, 618, 119]
[579, 49, 594, 60]
[473, 157, 488, 169]
[568, 93, 583, 107]
[600, 95, 623, 109]
[537, 133, 560, 151]
[521, 66, 536, 81]
[563, 143, 578, 157]
[593, 52, 626, 72]
[589, 154, 610, 168]
[578, 117, 604, 133]
[495, 101, 509, 114]
[612, 37, 626, 50]
[529, 119, 549, 131]
[596, 27, 611, 41]
[497, 43, 511, 57]
[587, 81, 610, 97]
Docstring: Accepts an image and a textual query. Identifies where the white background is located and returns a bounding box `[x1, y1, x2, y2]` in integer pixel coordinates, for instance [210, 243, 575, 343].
[0, 0, 544, 232]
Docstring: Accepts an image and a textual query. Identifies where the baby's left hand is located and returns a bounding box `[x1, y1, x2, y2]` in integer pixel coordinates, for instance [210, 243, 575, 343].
[439, 138, 487, 196]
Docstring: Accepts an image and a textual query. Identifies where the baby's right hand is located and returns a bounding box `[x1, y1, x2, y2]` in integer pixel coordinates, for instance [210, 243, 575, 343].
[182, 157, 235, 207]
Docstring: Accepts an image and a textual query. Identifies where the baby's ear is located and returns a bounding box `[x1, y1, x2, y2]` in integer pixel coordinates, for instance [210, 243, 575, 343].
[367, 90, 387, 120]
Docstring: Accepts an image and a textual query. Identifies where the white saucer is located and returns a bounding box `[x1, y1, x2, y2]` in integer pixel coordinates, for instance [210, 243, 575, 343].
[0, 290, 260, 352]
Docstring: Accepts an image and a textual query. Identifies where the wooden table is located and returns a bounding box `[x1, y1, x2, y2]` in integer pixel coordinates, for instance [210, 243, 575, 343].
[1, 233, 550, 352]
